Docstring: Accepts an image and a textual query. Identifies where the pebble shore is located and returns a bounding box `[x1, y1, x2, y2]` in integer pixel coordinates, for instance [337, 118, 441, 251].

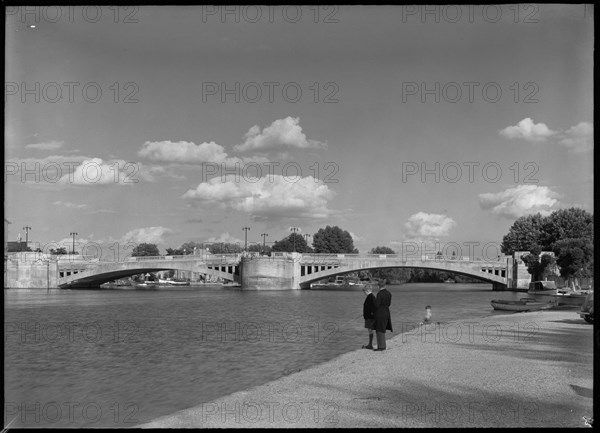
[140, 310, 593, 428]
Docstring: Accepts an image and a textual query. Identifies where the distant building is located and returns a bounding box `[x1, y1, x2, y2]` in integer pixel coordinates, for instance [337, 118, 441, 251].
[7, 241, 30, 253]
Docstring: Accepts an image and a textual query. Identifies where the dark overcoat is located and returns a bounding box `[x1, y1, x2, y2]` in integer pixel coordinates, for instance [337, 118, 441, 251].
[374, 288, 393, 333]
[363, 293, 376, 320]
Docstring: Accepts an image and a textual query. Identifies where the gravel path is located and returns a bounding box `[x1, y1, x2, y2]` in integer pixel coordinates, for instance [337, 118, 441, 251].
[139, 310, 593, 428]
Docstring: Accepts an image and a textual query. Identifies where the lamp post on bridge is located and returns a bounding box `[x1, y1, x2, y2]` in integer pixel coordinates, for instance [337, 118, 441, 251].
[304, 233, 311, 251]
[261, 233, 268, 255]
[242, 227, 250, 251]
[23, 226, 31, 251]
[290, 227, 300, 252]
[70, 232, 78, 255]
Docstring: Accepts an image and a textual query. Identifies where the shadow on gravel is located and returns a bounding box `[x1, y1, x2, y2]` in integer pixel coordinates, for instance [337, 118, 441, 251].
[569, 384, 594, 399]
[449, 325, 593, 364]
[303, 378, 590, 427]
[548, 319, 590, 325]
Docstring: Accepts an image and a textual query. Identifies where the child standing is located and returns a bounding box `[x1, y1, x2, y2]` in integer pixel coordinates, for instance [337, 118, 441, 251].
[420, 305, 432, 325]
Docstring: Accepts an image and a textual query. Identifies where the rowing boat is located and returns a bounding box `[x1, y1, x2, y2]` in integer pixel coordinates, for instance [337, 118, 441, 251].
[490, 299, 554, 312]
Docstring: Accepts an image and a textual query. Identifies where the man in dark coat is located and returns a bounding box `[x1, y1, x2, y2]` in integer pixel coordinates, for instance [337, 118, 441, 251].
[362, 287, 377, 349]
[373, 279, 392, 351]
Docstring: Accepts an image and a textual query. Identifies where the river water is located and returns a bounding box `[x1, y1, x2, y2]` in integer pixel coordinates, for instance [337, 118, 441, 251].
[4, 283, 526, 428]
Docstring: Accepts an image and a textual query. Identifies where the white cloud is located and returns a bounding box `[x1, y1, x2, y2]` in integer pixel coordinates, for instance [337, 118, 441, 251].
[182, 174, 334, 221]
[234, 117, 326, 152]
[52, 200, 88, 209]
[478, 185, 559, 218]
[138, 141, 231, 164]
[6, 156, 150, 186]
[499, 118, 556, 142]
[26, 140, 64, 150]
[120, 226, 174, 245]
[559, 121, 593, 152]
[58, 158, 148, 186]
[137, 118, 324, 167]
[206, 232, 244, 244]
[404, 212, 456, 238]
[349, 231, 361, 242]
[137, 140, 268, 166]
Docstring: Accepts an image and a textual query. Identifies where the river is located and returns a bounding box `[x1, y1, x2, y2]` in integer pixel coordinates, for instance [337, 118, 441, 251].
[4, 283, 526, 428]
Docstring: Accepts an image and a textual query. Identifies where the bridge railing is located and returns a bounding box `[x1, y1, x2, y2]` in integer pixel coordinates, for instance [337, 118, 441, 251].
[57, 253, 505, 265]
[299, 253, 506, 263]
[123, 254, 240, 263]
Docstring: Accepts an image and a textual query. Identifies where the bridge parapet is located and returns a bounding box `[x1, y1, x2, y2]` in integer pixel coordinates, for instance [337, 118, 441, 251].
[298, 253, 505, 265]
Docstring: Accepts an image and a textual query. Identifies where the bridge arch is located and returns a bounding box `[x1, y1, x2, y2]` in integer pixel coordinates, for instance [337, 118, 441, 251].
[298, 260, 507, 289]
[58, 261, 239, 288]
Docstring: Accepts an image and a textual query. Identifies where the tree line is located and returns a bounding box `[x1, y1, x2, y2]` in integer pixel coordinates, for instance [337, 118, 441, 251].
[132, 225, 359, 256]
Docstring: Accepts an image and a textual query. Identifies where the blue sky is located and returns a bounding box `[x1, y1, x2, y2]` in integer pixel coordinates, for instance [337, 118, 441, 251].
[5, 5, 594, 258]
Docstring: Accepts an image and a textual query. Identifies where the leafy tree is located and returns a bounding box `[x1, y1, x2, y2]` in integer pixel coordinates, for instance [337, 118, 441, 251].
[521, 252, 556, 281]
[166, 242, 205, 256]
[370, 246, 395, 255]
[540, 208, 593, 248]
[552, 238, 594, 285]
[272, 233, 312, 253]
[180, 241, 204, 254]
[248, 243, 271, 255]
[165, 248, 185, 256]
[500, 213, 545, 255]
[131, 243, 160, 257]
[408, 268, 447, 282]
[312, 225, 357, 254]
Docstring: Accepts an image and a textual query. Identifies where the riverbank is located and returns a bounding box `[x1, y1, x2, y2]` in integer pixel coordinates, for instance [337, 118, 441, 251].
[140, 310, 593, 428]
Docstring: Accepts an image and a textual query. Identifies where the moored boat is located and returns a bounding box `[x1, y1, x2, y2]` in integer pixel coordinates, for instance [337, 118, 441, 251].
[133, 281, 159, 289]
[158, 278, 191, 286]
[491, 299, 554, 312]
[528, 280, 589, 306]
[310, 276, 378, 291]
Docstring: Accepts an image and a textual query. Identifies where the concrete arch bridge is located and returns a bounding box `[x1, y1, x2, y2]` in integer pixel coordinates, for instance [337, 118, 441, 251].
[56, 253, 509, 290]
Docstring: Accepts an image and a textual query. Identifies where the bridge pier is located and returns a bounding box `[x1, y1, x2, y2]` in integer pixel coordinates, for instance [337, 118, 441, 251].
[240, 254, 302, 290]
[492, 282, 507, 291]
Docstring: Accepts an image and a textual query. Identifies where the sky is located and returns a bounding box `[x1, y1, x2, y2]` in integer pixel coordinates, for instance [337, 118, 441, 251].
[4, 5, 594, 259]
